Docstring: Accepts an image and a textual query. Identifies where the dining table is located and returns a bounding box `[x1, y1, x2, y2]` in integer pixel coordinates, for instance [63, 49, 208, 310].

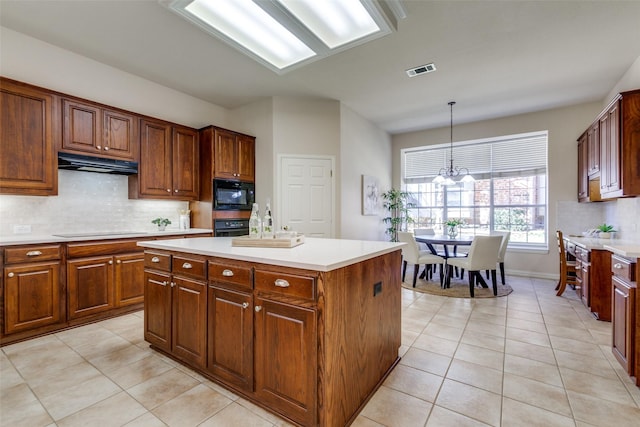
[414, 233, 490, 288]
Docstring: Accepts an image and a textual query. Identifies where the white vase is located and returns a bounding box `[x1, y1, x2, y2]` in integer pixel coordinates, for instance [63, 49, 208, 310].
[598, 232, 611, 239]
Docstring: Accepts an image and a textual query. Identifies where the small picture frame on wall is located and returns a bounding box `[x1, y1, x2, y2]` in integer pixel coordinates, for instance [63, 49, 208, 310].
[362, 175, 379, 216]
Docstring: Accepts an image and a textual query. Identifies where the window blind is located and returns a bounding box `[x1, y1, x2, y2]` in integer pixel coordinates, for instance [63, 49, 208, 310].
[403, 131, 547, 180]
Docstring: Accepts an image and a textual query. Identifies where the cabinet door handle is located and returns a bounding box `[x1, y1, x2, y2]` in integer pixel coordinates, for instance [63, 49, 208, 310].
[7, 272, 14, 278]
[104, 146, 109, 151]
[182, 262, 192, 269]
[26, 251, 42, 257]
[166, 189, 171, 193]
[116, 260, 121, 264]
[222, 269, 234, 277]
[96, 145, 101, 150]
[614, 263, 623, 269]
[149, 279, 167, 286]
[255, 305, 262, 312]
[174, 189, 178, 193]
[151, 256, 160, 263]
[274, 279, 290, 288]
[109, 260, 113, 265]
[242, 302, 249, 309]
[171, 282, 176, 287]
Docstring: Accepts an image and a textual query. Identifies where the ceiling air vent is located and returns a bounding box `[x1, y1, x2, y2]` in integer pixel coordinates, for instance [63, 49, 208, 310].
[406, 63, 436, 77]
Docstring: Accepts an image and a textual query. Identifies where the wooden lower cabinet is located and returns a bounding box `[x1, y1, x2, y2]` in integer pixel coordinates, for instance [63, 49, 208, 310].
[143, 253, 207, 368]
[143, 248, 402, 427]
[67, 251, 145, 320]
[254, 297, 317, 426]
[611, 255, 637, 377]
[207, 285, 253, 392]
[2, 244, 64, 339]
[4, 261, 62, 334]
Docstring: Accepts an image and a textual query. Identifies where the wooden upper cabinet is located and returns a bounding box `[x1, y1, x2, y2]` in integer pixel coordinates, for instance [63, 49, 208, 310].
[0, 77, 58, 195]
[599, 90, 640, 198]
[172, 126, 199, 199]
[587, 121, 600, 177]
[214, 128, 255, 181]
[62, 98, 137, 161]
[130, 118, 198, 201]
[577, 133, 589, 202]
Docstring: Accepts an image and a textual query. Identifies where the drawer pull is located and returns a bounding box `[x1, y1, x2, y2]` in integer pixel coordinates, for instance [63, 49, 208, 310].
[614, 263, 623, 269]
[149, 279, 167, 286]
[182, 262, 193, 269]
[242, 302, 249, 309]
[274, 279, 290, 288]
[26, 250, 42, 257]
[222, 269, 234, 277]
[255, 305, 262, 312]
[8, 272, 14, 278]
[151, 256, 160, 263]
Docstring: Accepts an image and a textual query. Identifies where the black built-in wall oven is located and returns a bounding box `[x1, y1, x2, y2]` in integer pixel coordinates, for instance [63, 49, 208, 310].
[213, 179, 253, 236]
[214, 219, 249, 237]
[213, 179, 255, 211]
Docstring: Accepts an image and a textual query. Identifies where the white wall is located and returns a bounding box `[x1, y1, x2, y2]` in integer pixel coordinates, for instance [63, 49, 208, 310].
[393, 102, 604, 277]
[340, 105, 391, 241]
[0, 27, 228, 129]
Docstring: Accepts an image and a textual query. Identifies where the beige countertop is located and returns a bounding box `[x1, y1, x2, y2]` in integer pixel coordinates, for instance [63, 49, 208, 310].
[564, 235, 640, 258]
[0, 228, 213, 246]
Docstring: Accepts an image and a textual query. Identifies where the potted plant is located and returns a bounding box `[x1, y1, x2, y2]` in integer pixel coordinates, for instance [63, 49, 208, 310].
[445, 218, 465, 238]
[595, 223, 616, 239]
[381, 189, 414, 242]
[152, 217, 171, 231]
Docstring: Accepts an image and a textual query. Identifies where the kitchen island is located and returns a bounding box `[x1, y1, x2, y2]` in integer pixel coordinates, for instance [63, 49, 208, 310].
[138, 236, 404, 427]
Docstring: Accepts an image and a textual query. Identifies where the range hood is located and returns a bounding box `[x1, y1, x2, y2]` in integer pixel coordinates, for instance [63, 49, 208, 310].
[58, 152, 138, 175]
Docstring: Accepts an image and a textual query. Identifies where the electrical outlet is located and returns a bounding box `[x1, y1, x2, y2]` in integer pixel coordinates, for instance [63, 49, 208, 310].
[13, 225, 32, 234]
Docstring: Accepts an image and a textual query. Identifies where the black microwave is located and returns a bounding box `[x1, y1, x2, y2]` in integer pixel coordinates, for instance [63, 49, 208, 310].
[213, 179, 255, 211]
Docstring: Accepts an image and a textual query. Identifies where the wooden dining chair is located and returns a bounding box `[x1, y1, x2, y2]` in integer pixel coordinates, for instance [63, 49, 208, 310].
[555, 230, 578, 296]
[446, 235, 502, 297]
[397, 232, 446, 287]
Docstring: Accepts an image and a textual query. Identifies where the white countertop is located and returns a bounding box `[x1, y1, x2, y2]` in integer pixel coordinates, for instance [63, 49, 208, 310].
[138, 236, 405, 272]
[564, 235, 640, 259]
[0, 228, 213, 246]
[603, 245, 640, 258]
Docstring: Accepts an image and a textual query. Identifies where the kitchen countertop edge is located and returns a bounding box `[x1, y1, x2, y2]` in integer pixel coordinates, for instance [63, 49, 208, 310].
[0, 228, 213, 246]
[138, 236, 405, 272]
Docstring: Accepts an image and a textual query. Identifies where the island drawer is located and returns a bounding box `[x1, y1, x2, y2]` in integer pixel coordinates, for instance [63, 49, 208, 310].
[5, 244, 61, 264]
[255, 270, 316, 300]
[209, 261, 252, 289]
[612, 255, 636, 283]
[172, 255, 206, 280]
[145, 251, 171, 271]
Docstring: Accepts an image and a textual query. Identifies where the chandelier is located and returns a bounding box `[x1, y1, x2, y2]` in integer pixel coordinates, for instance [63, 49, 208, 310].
[432, 101, 475, 185]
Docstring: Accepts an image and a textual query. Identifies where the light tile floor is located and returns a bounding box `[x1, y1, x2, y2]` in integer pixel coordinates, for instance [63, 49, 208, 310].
[2, 276, 640, 426]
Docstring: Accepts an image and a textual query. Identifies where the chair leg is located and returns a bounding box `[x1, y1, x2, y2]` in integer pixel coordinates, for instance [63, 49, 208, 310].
[468, 271, 475, 297]
[439, 264, 444, 287]
[499, 262, 505, 285]
[412, 264, 419, 287]
[556, 276, 567, 296]
[402, 260, 407, 282]
[491, 270, 498, 296]
[485, 270, 490, 279]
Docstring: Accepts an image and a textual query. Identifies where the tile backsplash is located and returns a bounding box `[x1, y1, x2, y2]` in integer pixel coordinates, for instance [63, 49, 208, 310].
[557, 197, 639, 242]
[0, 170, 189, 236]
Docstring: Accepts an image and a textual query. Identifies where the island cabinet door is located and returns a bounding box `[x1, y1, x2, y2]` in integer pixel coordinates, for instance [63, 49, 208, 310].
[254, 297, 317, 427]
[207, 285, 253, 392]
[144, 270, 172, 352]
[172, 276, 207, 368]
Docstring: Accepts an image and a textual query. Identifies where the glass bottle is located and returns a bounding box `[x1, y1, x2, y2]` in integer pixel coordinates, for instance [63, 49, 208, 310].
[249, 203, 261, 238]
[262, 198, 273, 239]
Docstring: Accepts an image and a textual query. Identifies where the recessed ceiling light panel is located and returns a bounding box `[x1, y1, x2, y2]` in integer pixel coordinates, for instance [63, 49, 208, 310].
[162, 0, 406, 74]
[406, 63, 437, 77]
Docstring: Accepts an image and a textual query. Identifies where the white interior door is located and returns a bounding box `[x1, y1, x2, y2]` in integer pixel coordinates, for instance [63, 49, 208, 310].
[279, 155, 334, 238]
